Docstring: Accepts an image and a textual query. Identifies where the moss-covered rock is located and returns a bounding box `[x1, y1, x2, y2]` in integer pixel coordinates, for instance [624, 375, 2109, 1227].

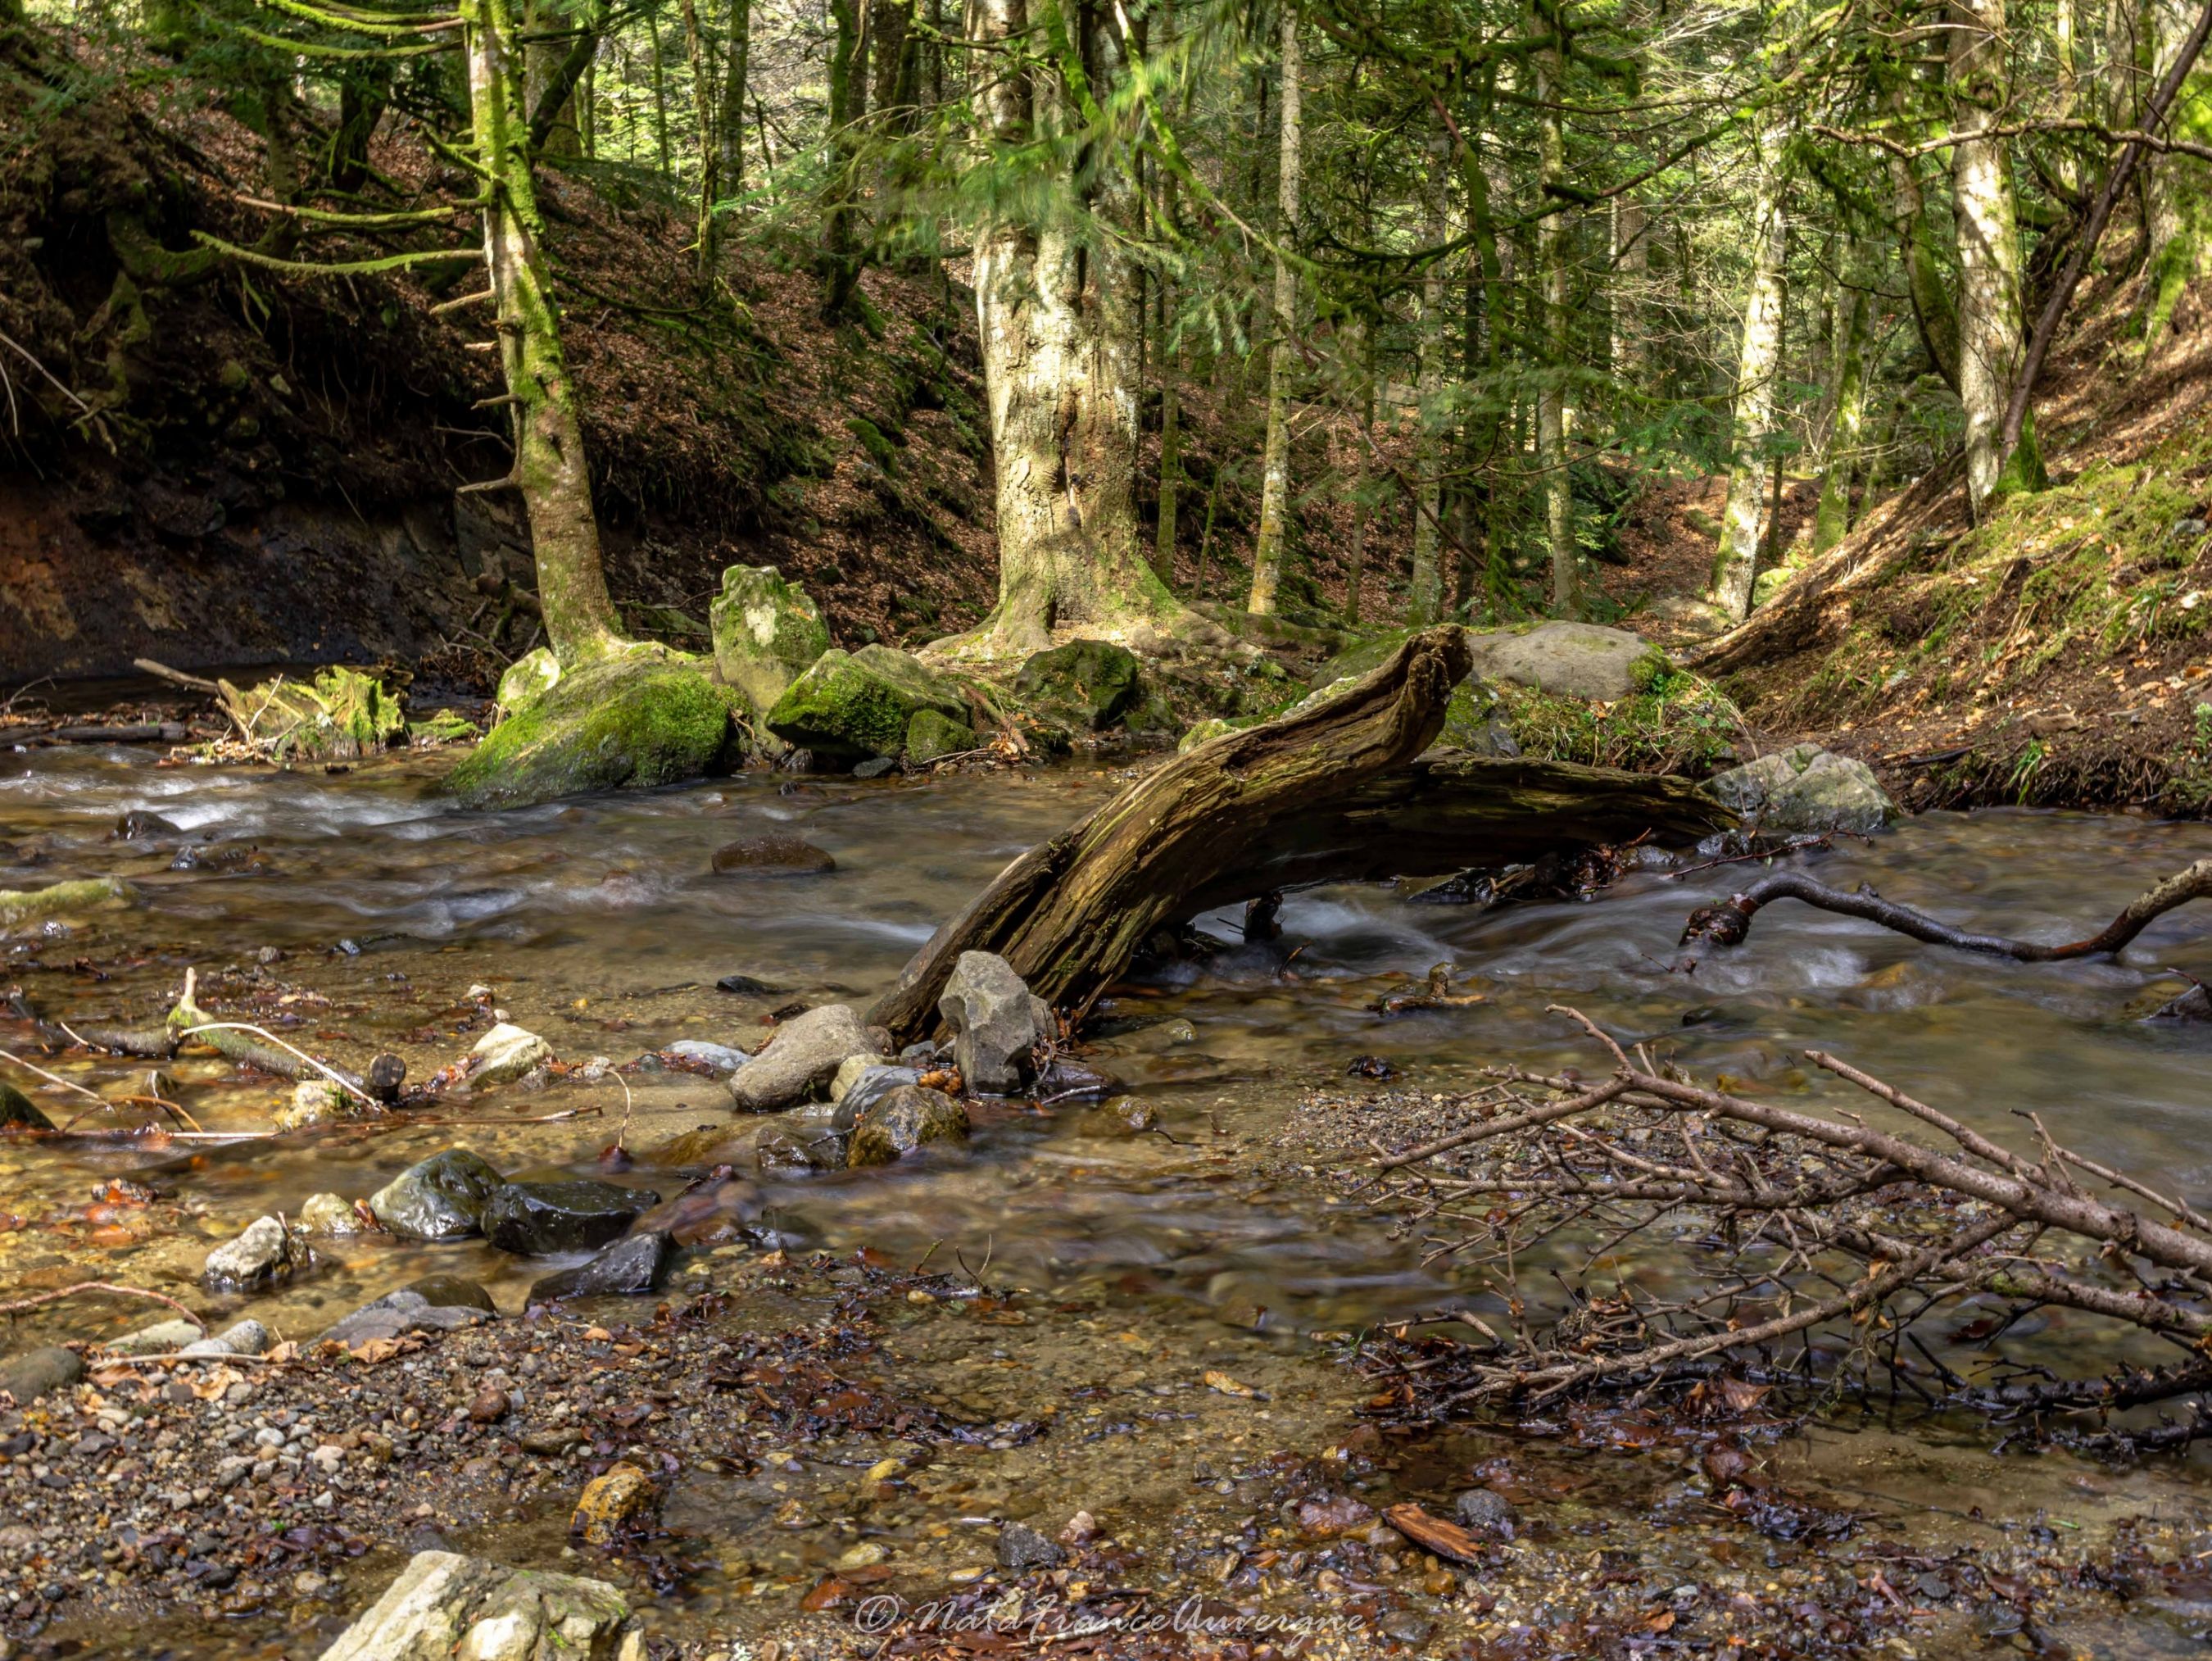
[1308, 627, 1434, 692]
[1012, 639, 1143, 732]
[1176, 715, 1259, 753]
[709, 565, 832, 718]
[1462, 621, 1667, 702]
[408, 710, 479, 747]
[906, 707, 977, 763]
[447, 652, 746, 810]
[496, 647, 562, 718]
[0, 876, 135, 928]
[767, 645, 972, 760]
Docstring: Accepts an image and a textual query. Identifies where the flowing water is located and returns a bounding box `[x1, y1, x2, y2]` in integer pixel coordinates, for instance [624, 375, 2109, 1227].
[7, 742, 2212, 1654]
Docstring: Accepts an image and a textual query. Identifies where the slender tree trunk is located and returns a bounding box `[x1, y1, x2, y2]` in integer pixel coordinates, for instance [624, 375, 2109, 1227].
[823, 0, 863, 314]
[678, 0, 720, 278]
[1533, 20, 1576, 616]
[2146, 0, 2210, 343]
[1344, 315, 1374, 624]
[462, 0, 623, 662]
[1951, 0, 2044, 513]
[1407, 161, 1448, 626]
[2055, 0, 2082, 192]
[1155, 279, 1182, 583]
[1712, 123, 1788, 619]
[1247, 0, 1303, 615]
[718, 0, 750, 194]
[958, 0, 1187, 654]
[1812, 247, 1870, 555]
[1611, 195, 1647, 382]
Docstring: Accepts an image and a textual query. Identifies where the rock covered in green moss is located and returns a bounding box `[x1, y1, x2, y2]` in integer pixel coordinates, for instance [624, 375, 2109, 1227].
[1176, 716, 1256, 753]
[1462, 621, 1666, 702]
[766, 645, 972, 760]
[709, 565, 832, 718]
[407, 710, 479, 747]
[496, 647, 562, 717]
[447, 652, 745, 810]
[1013, 639, 1143, 731]
[0, 876, 135, 928]
[906, 707, 978, 763]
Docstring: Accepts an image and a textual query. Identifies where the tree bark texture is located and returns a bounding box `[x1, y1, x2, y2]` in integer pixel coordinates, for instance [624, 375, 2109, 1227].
[1712, 124, 1788, 620]
[1247, 0, 1303, 615]
[869, 629, 1729, 1042]
[1531, 27, 1575, 616]
[1811, 248, 1870, 554]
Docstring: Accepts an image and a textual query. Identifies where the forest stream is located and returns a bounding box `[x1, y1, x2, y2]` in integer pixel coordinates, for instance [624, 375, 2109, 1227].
[5, 743, 2212, 1658]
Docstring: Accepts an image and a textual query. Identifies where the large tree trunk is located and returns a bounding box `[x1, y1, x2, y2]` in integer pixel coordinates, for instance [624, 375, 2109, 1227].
[950, 0, 1196, 657]
[1711, 125, 1788, 620]
[869, 629, 1728, 1042]
[1951, 0, 2044, 514]
[463, 0, 623, 663]
[2145, 0, 2211, 344]
[1247, 0, 1303, 615]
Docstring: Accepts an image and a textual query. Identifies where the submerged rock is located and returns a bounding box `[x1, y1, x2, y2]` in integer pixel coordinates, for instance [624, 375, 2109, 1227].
[833, 1063, 922, 1123]
[528, 1232, 674, 1303]
[403, 1275, 499, 1312]
[105, 1318, 203, 1355]
[756, 1126, 850, 1173]
[368, 1149, 505, 1241]
[766, 645, 974, 760]
[273, 1078, 349, 1132]
[845, 1085, 970, 1167]
[180, 1318, 272, 1359]
[1453, 1487, 1521, 1539]
[664, 1039, 750, 1074]
[297, 1191, 365, 1235]
[481, 1179, 660, 1255]
[1462, 621, 1667, 702]
[1707, 743, 1897, 835]
[937, 950, 1051, 1094]
[573, 1464, 660, 1546]
[468, 1022, 552, 1087]
[203, 1214, 306, 1292]
[996, 1520, 1065, 1570]
[320, 1284, 496, 1348]
[0, 1081, 53, 1132]
[1013, 639, 1142, 732]
[320, 1550, 641, 1661]
[709, 565, 832, 719]
[728, 1002, 875, 1111]
[0, 1345, 84, 1405]
[709, 834, 836, 876]
[448, 651, 746, 811]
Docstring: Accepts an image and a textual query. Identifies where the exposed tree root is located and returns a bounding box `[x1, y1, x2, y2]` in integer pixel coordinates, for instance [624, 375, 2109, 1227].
[1681, 857, 2212, 958]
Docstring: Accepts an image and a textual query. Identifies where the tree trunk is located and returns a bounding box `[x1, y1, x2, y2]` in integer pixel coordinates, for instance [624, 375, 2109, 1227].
[646, 8, 673, 177]
[1811, 247, 1870, 555]
[1533, 21, 1576, 616]
[677, 0, 720, 278]
[2145, 0, 2210, 343]
[1155, 279, 1182, 583]
[822, 0, 864, 314]
[1407, 152, 1449, 626]
[1344, 314, 1375, 624]
[1247, 0, 1303, 615]
[1951, 0, 2044, 514]
[869, 628, 1727, 1042]
[718, 0, 750, 194]
[1611, 195, 1647, 381]
[953, 0, 1194, 656]
[2055, 0, 2081, 193]
[1712, 124, 1788, 620]
[463, 0, 623, 663]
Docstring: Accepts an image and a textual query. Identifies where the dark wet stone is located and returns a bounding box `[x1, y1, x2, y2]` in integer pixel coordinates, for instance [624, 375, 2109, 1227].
[833, 1064, 922, 1128]
[111, 810, 181, 841]
[1453, 1488, 1520, 1539]
[715, 973, 790, 996]
[851, 756, 897, 779]
[482, 1180, 660, 1255]
[367, 1150, 505, 1241]
[528, 1231, 674, 1302]
[757, 1127, 849, 1173]
[996, 1521, 1065, 1570]
[709, 834, 836, 876]
[365, 1053, 407, 1102]
[0, 1081, 54, 1132]
[401, 1275, 497, 1313]
[0, 1346, 83, 1405]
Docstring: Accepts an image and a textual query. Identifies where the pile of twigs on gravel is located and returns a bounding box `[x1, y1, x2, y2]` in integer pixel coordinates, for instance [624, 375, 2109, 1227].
[1361, 1008, 2212, 1455]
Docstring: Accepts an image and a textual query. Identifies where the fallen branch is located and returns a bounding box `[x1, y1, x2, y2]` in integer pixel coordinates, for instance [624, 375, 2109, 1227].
[1679, 858, 2212, 960]
[167, 968, 396, 1106]
[0, 1282, 204, 1331]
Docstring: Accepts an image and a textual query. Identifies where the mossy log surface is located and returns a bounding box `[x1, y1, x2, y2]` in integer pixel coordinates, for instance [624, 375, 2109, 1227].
[871, 629, 1730, 1043]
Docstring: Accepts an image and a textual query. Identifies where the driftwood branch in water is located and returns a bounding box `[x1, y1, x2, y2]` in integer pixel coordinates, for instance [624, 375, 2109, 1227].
[1681, 857, 2212, 959]
[1360, 1011, 2212, 1448]
[871, 628, 1731, 1045]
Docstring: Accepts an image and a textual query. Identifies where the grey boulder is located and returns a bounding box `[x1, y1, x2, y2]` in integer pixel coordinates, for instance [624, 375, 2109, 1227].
[204, 1214, 306, 1292]
[728, 1002, 875, 1112]
[320, 1285, 496, 1349]
[1462, 621, 1666, 701]
[528, 1232, 675, 1303]
[937, 950, 1051, 1094]
[320, 1550, 641, 1661]
[1707, 742, 1897, 835]
[0, 1345, 83, 1405]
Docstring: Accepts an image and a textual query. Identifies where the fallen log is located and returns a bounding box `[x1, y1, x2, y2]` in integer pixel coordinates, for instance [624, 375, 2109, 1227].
[871, 629, 1731, 1043]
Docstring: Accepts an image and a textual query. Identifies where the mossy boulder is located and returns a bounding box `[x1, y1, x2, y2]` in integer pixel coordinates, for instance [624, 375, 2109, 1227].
[1012, 639, 1143, 732]
[1308, 627, 1430, 692]
[906, 707, 977, 763]
[447, 652, 745, 810]
[709, 565, 832, 718]
[496, 647, 561, 718]
[1462, 621, 1667, 702]
[1176, 715, 1258, 753]
[767, 645, 972, 760]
